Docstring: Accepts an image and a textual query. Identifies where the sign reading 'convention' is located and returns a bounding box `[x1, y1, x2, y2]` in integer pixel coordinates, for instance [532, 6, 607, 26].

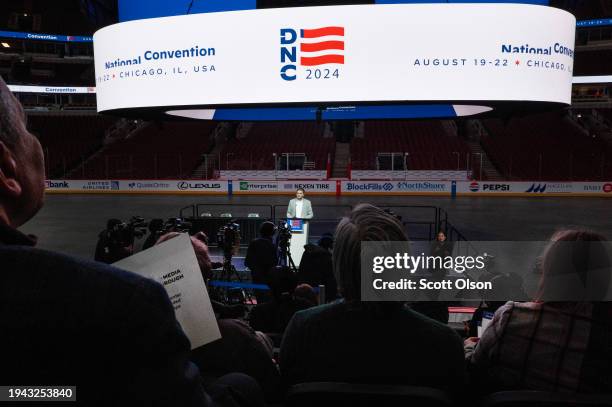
[93, 4, 575, 113]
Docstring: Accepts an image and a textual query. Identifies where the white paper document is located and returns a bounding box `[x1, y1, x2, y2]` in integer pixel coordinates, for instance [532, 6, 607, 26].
[114, 233, 220, 349]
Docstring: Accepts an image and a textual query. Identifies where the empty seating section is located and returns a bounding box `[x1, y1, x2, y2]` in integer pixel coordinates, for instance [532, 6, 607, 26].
[597, 109, 612, 125]
[352, 121, 471, 171]
[572, 85, 610, 101]
[220, 122, 333, 170]
[481, 112, 612, 181]
[573, 50, 612, 76]
[27, 114, 115, 178]
[26, 112, 612, 182]
[72, 121, 216, 179]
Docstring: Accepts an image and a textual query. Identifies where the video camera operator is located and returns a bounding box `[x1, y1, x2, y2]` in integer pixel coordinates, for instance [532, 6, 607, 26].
[143, 217, 195, 251]
[245, 222, 277, 302]
[142, 218, 165, 250]
[94, 217, 147, 264]
[249, 265, 315, 335]
[297, 234, 338, 302]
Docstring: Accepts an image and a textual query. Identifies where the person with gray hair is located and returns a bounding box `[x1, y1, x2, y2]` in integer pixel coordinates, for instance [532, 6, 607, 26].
[280, 203, 466, 391]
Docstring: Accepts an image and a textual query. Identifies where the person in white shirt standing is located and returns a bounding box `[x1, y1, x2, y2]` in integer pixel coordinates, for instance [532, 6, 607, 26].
[286, 188, 314, 219]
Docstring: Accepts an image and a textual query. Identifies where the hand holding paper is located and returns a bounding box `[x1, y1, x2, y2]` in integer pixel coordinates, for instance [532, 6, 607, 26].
[114, 233, 220, 349]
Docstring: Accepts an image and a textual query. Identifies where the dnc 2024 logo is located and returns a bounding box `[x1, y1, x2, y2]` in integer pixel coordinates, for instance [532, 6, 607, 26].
[280, 26, 345, 81]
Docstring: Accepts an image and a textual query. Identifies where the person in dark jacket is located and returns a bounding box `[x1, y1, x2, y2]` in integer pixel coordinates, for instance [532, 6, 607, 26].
[297, 242, 338, 302]
[411, 230, 455, 323]
[0, 76, 262, 407]
[192, 319, 282, 402]
[249, 266, 314, 334]
[142, 218, 165, 250]
[245, 221, 277, 302]
[430, 230, 453, 258]
[245, 222, 277, 282]
[280, 204, 466, 392]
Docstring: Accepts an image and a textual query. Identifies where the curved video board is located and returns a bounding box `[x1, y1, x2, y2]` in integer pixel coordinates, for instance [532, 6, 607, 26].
[94, 4, 575, 118]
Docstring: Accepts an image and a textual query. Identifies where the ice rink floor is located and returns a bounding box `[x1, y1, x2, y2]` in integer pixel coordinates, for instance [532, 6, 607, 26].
[20, 193, 612, 260]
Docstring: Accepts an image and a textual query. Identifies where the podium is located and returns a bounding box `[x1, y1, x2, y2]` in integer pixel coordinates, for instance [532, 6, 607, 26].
[287, 218, 309, 268]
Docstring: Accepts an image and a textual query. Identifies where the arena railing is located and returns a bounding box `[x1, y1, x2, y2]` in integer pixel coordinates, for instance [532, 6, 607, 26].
[178, 203, 464, 248]
[350, 152, 477, 180]
[179, 203, 475, 249]
[178, 204, 275, 245]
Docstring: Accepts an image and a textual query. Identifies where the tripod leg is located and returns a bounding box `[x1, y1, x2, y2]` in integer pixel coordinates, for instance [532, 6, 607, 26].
[288, 254, 297, 272]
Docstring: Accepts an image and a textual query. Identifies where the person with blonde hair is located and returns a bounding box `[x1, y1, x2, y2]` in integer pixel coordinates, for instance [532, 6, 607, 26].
[466, 229, 612, 393]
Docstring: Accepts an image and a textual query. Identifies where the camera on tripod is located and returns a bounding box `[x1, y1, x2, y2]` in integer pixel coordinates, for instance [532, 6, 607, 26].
[211, 221, 245, 305]
[277, 221, 299, 271]
[217, 221, 241, 260]
[162, 217, 192, 234]
[277, 221, 292, 248]
[109, 216, 148, 247]
[95, 216, 148, 264]
[144, 217, 194, 249]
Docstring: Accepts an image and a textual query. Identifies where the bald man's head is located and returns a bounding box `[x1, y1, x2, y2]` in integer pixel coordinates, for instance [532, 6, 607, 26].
[0, 77, 45, 227]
